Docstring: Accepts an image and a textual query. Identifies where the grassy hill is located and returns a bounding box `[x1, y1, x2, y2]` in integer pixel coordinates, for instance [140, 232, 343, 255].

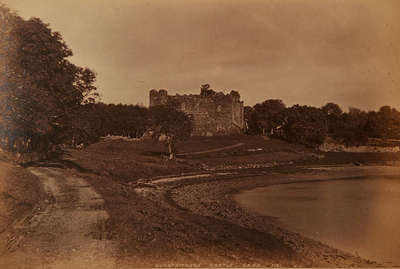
[0, 159, 46, 251]
[67, 135, 313, 182]
[67, 134, 400, 184]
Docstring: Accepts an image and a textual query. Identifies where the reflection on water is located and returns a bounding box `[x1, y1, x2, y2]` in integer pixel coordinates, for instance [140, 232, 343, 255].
[235, 177, 400, 265]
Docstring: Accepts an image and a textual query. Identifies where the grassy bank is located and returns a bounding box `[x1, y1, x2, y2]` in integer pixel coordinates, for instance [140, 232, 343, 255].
[0, 158, 47, 251]
[68, 135, 314, 182]
[68, 135, 400, 183]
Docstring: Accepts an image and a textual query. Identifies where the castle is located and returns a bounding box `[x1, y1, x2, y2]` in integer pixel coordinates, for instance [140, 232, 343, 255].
[149, 85, 245, 136]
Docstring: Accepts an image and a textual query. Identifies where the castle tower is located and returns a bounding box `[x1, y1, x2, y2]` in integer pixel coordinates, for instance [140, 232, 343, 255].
[149, 89, 168, 107]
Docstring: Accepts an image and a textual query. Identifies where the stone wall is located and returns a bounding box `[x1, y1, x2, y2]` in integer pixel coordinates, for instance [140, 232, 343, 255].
[149, 89, 244, 136]
[319, 137, 400, 152]
[319, 142, 400, 152]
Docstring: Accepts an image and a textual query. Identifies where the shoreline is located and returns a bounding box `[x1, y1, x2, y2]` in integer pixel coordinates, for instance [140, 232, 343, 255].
[4, 155, 399, 267]
[28, 147, 400, 267]
[169, 164, 400, 267]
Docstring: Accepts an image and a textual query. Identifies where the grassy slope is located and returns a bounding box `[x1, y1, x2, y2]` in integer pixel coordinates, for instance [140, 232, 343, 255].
[69, 135, 400, 183]
[68, 135, 313, 183]
[67, 139, 196, 182]
[0, 157, 46, 250]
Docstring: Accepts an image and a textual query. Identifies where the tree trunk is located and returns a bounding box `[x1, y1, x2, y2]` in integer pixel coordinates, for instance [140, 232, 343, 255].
[72, 134, 75, 147]
[167, 136, 175, 160]
[168, 142, 174, 160]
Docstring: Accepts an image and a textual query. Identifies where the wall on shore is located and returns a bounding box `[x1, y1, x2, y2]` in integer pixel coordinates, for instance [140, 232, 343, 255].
[319, 143, 400, 153]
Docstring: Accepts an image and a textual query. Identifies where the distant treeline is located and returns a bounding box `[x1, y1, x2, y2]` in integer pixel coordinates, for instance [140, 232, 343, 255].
[69, 103, 149, 145]
[245, 100, 400, 147]
[75, 100, 400, 149]
[70, 103, 192, 159]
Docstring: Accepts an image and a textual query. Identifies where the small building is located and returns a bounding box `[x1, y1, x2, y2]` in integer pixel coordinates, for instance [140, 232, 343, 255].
[149, 86, 245, 136]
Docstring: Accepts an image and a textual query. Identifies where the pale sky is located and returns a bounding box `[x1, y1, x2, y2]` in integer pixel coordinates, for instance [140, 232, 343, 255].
[3, 0, 400, 110]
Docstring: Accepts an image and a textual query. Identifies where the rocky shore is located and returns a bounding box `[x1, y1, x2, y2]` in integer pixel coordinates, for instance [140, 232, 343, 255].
[163, 165, 400, 267]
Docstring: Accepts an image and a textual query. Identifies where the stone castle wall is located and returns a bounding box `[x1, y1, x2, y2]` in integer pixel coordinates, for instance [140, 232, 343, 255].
[149, 89, 244, 136]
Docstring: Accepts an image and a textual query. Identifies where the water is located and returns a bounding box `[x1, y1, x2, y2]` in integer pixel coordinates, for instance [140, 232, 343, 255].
[234, 177, 400, 265]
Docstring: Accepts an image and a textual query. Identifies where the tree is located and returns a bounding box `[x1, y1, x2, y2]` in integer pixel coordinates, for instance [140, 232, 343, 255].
[148, 105, 192, 159]
[330, 107, 368, 146]
[250, 99, 286, 135]
[321, 102, 343, 117]
[321, 102, 343, 134]
[0, 5, 98, 156]
[200, 84, 216, 97]
[279, 105, 327, 147]
[364, 106, 400, 140]
[244, 106, 255, 134]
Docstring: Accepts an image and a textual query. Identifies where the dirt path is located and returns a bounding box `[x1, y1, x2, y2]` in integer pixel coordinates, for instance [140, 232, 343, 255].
[0, 167, 116, 269]
[176, 142, 245, 156]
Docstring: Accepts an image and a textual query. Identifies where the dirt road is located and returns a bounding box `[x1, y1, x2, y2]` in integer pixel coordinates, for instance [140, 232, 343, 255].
[0, 167, 116, 269]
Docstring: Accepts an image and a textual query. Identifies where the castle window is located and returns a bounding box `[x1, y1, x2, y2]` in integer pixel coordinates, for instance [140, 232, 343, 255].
[217, 105, 222, 112]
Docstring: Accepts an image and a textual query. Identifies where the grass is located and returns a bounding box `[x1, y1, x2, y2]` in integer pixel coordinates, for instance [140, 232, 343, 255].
[68, 134, 400, 184]
[68, 135, 314, 182]
[67, 139, 196, 182]
[175, 135, 246, 153]
[0, 159, 46, 250]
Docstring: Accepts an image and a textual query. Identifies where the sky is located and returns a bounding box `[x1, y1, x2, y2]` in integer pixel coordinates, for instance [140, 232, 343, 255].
[3, 0, 400, 110]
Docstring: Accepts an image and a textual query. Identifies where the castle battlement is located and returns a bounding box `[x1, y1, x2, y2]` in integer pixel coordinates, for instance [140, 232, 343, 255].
[149, 86, 244, 136]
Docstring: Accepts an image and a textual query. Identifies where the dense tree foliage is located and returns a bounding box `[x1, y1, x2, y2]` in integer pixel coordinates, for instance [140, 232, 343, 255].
[64, 103, 149, 146]
[245, 98, 400, 147]
[279, 105, 328, 147]
[66, 103, 192, 160]
[0, 5, 98, 156]
[245, 100, 328, 147]
[246, 99, 286, 135]
[321, 102, 343, 117]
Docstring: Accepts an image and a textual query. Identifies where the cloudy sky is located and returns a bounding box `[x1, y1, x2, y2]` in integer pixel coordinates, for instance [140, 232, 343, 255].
[4, 0, 400, 110]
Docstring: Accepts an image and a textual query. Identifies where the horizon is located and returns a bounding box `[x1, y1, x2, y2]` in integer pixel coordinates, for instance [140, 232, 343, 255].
[96, 87, 396, 113]
[4, 0, 400, 110]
